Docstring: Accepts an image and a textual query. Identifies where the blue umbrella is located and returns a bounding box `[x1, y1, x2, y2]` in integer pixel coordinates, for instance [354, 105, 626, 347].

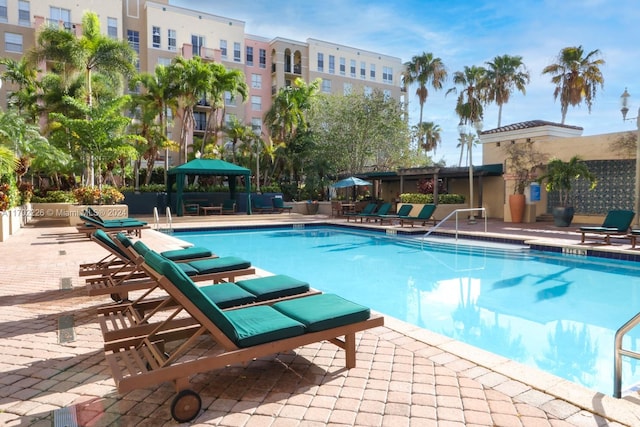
[331, 176, 372, 188]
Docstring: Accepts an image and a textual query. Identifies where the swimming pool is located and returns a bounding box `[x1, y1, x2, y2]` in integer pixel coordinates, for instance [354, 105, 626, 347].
[174, 225, 640, 395]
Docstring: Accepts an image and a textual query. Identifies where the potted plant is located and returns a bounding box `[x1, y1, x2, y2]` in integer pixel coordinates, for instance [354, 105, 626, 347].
[504, 140, 546, 223]
[537, 156, 597, 227]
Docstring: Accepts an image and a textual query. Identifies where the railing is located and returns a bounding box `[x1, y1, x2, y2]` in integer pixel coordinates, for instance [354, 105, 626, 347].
[423, 207, 487, 241]
[153, 206, 173, 233]
[613, 313, 640, 397]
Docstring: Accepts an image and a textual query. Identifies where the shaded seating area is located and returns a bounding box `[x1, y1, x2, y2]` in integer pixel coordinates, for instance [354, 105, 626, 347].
[399, 204, 437, 227]
[578, 210, 635, 244]
[103, 250, 384, 422]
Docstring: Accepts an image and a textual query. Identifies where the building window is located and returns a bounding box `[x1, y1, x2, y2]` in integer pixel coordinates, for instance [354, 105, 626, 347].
[339, 57, 345, 76]
[350, 59, 356, 78]
[18, 1, 30, 26]
[225, 91, 236, 106]
[317, 53, 324, 72]
[246, 46, 253, 66]
[328, 55, 335, 74]
[224, 113, 235, 127]
[321, 79, 331, 93]
[364, 86, 372, 97]
[4, 32, 22, 53]
[370, 64, 376, 80]
[360, 61, 366, 79]
[251, 117, 261, 133]
[251, 73, 262, 89]
[127, 30, 140, 71]
[220, 40, 227, 59]
[194, 111, 207, 131]
[234, 42, 241, 62]
[167, 29, 176, 51]
[0, 0, 7, 23]
[383, 66, 393, 84]
[107, 17, 118, 38]
[192, 35, 204, 56]
[343, 82, 352, 95]
[152, 26, 161, 48]
[259, 49, 267, 68]
[157, 57, 171, 66]
[251, 95, 262, 111]
[50, 6, 71, 29]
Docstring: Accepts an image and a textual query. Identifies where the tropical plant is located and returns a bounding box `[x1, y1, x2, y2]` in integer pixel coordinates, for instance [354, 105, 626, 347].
[504, 140, 547, 194]
[0, 57, 40, 121]
[484, 54, 530, 127]
[537, 156, 597, 206]
[412, 121, 441, 154]
[447, 65, 487, 126]
[542, 46, 605, 124]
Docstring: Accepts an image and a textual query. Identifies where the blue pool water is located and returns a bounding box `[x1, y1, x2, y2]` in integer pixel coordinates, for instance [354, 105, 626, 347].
[174, 225, 640, 395]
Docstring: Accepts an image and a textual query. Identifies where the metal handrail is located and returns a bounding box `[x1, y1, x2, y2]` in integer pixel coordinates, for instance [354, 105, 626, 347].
[423, 207, 487, 241]
[165, 206, 173, 233]
[613, 312, 640, 397]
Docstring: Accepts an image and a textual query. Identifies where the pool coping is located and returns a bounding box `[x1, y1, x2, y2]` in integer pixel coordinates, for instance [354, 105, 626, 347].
[166, 221, 640, 425]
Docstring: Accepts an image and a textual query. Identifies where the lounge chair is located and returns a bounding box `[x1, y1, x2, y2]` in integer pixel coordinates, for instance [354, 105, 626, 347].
[103, 250, 384, 422]
[86, 232, 255, 302]
[578, 210, 635, 244]
[378, 204, 413, 226]
[399, 204, 437, 227]
[345, 202, 376, 222]
[353, 202, 392, 223]
[221, 199, 236, 214]
[272, 197, 293, 214]
[77, 214, 149, 237]
[252, 198, 274, 213]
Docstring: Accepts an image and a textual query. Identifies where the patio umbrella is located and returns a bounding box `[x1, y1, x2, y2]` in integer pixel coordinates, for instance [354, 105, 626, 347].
[331, 176, 372, 188]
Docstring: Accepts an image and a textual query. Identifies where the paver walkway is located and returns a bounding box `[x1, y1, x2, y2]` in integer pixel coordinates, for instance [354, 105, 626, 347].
[0, 217, 638, 426]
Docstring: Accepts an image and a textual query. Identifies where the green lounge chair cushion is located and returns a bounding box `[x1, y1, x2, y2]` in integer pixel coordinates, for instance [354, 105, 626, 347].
[161, 246, 213, 261]
[114, 232, 133, 248]
[225, 305, 306, 347]
[200, 283, 256, 309]
[133, 240, 151, 256]
[145, 251, 304, 347]
[235, 274, 310, 301]
[93, 230, 129, 259]
[187, 256, 251, 275]
[176, 263, 199, 275]
[273, 293, 370, 332]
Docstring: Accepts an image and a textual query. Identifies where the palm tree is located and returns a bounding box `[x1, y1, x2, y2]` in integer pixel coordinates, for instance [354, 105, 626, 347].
[404, 53, 447, 147]
[542, 46, 605, 124]
[0, 57, 40, 121]
[447, 65, 487, 126]
[484, 54, 530, 127]
[224, 116, 254, 164]
[412, 121, 441, 154]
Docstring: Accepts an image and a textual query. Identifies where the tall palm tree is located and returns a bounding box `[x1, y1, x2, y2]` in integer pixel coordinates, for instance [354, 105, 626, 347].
[447, 65, 487, 126]
[0, 57, 40, 121]
[542, 46, 605, 124]
[30, 11, 136, 107]
[484, 54, 530, 127]
[403, 53, 447, 125]
[412, 121, 441, 154]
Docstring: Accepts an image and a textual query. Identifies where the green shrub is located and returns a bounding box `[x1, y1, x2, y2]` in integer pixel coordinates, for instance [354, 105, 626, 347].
[31, 190, 75, 203]
[400, 193, 465, 204]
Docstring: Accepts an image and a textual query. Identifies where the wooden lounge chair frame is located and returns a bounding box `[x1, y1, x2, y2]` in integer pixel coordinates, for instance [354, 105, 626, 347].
[104, 254, 384, 422]
[400, 204, 437, 227]
[578, 210, 635, 245]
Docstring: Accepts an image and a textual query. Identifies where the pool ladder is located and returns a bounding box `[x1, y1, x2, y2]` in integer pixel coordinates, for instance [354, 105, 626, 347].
[153, 206, 173, 234]
[423, 208, 487, 242]
[613, 313, 640, 397]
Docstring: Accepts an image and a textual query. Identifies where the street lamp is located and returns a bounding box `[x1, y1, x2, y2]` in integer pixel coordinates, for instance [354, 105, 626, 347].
[458, 119, 483, 224]
[620, 88, 640, 227]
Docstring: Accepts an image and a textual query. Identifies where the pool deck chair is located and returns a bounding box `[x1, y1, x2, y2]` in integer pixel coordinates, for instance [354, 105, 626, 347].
[77, 214, 149, 238]
[352, 202, 392, 223]
[378, 204, 413, 226]
[252, 198, 274, 213]
[578, 210, 635, 245]
[221, 199, 236, 214]
[399, 204, 437, 227]
[99, 263, 320, 351]
[345, 202, 377, 222]
[103, 251, 384, 423]
[272, 197, 293, 214]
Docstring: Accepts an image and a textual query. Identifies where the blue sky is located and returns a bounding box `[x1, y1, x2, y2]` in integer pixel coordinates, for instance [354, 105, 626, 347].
[171, 0, 640, 165]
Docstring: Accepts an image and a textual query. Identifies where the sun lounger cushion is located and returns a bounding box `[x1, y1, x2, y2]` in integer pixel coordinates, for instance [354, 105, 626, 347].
[234, 275, 310, 301]
[160, 246, 213, 261]
[187, 256, 251, 275]
[273, 293, 370, 332]
[200, 283, 256, 309]
[146, 251, 305, 347]
[94, 230, 130, 259]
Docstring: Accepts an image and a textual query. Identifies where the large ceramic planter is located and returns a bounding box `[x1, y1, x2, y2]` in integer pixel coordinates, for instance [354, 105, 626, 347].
[509, 194, 526, 223]
[552, 206, 575, 227]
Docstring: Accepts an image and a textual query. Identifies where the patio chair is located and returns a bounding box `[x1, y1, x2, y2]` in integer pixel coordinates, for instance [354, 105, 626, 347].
[251, 197, 274, 213]
[272, 197, 293, 214]
[77, 214, 149, 237]
[103, 250, 384, 423]
[378, 204, 414, 226]
[345, 202, 376, 222]
[399, 204, 437, 227]
[578, 210, 635, 244]
[221, 199, 236, 214]
[353, 202, 392, 223]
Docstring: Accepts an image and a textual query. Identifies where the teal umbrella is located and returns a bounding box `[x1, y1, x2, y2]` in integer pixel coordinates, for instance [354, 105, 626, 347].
[331, 176, 372, 188]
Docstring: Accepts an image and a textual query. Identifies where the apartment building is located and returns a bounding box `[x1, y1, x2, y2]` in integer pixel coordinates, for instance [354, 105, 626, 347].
[0, 0, 405, 165]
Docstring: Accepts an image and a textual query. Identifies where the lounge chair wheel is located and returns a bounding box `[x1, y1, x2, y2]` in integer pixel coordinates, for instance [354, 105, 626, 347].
[171, 389, 201, 423]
